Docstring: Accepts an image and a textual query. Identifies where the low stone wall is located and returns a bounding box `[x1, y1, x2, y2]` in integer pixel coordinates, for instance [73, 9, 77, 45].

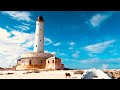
[55, 64, 64, 70]
[16, 65, 45, 70]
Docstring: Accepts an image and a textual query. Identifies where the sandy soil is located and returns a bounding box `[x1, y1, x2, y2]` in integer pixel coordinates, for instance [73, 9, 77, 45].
[0, 70, 83, 79]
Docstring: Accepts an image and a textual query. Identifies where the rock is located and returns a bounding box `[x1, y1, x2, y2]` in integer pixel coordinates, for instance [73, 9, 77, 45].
[23, 71, 32, 74]
[74, 70, 84, 75]
[32, 69, 40, 73]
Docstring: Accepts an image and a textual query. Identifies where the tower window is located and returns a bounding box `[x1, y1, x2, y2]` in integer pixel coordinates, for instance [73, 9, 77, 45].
[48, 61, 49, 63]
[40, 40, 41, 41]
[52, 60, 54, 63]
[29, 60, 31, 65]
[41, 60, 42, 63]
[36, 45, 37, 47]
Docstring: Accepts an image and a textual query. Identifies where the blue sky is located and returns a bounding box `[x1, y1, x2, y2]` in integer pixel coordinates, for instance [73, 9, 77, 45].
[0, 11, 120, 69]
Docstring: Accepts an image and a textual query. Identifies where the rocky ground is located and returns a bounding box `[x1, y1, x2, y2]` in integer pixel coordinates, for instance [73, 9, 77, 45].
[103, 70, 120, 79]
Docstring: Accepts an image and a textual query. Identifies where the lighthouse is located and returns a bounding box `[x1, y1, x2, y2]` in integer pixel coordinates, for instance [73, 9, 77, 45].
[34, 16, 44, 53]
[16, 16, 64, 70]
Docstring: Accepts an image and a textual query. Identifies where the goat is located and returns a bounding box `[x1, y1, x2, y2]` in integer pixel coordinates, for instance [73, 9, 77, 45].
[65, 73, 71, 78]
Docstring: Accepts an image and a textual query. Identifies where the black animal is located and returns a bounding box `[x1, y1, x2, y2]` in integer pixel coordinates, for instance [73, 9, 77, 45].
[65, 73, 71, 78]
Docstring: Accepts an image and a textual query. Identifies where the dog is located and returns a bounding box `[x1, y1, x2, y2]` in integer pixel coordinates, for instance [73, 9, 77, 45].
[65, 73, 71, 78]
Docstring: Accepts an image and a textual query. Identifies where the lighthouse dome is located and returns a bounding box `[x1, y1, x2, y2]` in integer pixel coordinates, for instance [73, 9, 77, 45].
[37, 16, 44, 22]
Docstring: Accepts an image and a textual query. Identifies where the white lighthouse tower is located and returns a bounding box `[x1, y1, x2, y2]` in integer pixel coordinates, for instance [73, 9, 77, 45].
[34, 16, 44, 53]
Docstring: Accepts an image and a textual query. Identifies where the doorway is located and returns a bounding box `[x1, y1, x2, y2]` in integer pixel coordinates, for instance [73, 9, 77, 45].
[29, 60, 32, 65]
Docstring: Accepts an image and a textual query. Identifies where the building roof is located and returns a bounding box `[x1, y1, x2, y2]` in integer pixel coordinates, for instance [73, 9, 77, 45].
[55, 57, 60, 59]
[37, 16, 44, 22]
[20, 52, 55, 59]
[18, 56, 60, 60]
[17, 54, 62, 61]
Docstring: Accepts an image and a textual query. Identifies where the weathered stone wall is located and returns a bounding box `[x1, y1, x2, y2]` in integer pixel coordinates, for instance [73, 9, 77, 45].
[16, 56, 64, 70]
[46, 56, 55, 70]
[17, 57, 46, 65]
[55, 64, 64, 70]
[55, 59, 61, 64]
[16, 65, 46, 70]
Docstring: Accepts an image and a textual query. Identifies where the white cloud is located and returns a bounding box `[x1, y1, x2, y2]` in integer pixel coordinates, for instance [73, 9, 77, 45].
[11, 30, 34, 44]
[102, 64, 109, 69]
[104, 58, 120, 63]
[68, 42, 76, 50]
[68, 42, 76, 46]
[0, 27, 34, 68]
[79, 57, 120, 65]
[59, 53, 66, 56]
[72, 53, 79, 58]
[1, 11, 33, 22]
[87, 12, 114, 28]
[79, 57, 120, 67]
[72, 51, 80, 58]
[14, 25, 30, 31]
[75, 51, 80, 53]
[6, 26, 15, 31]
[109, 50, 118, 56]
[62, 59, 69, 61]
[44, 50, 56, 55]
[44, 37, 61, 47]
[79, 58, 100, 64]
[88, 53, 96, 57]
[0, 27, 11, 38]
[22, 22, 30, 26]
[69, 47, 73, 50]
[44, 37, 53, 45]
[85, 40, 115, 53]
[90, 14, 108, 27]
[44, 49, 66, 57]
[53, 42, 61, 46]
[56, 49, 66, 56]
[6, 26, 60, 47]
